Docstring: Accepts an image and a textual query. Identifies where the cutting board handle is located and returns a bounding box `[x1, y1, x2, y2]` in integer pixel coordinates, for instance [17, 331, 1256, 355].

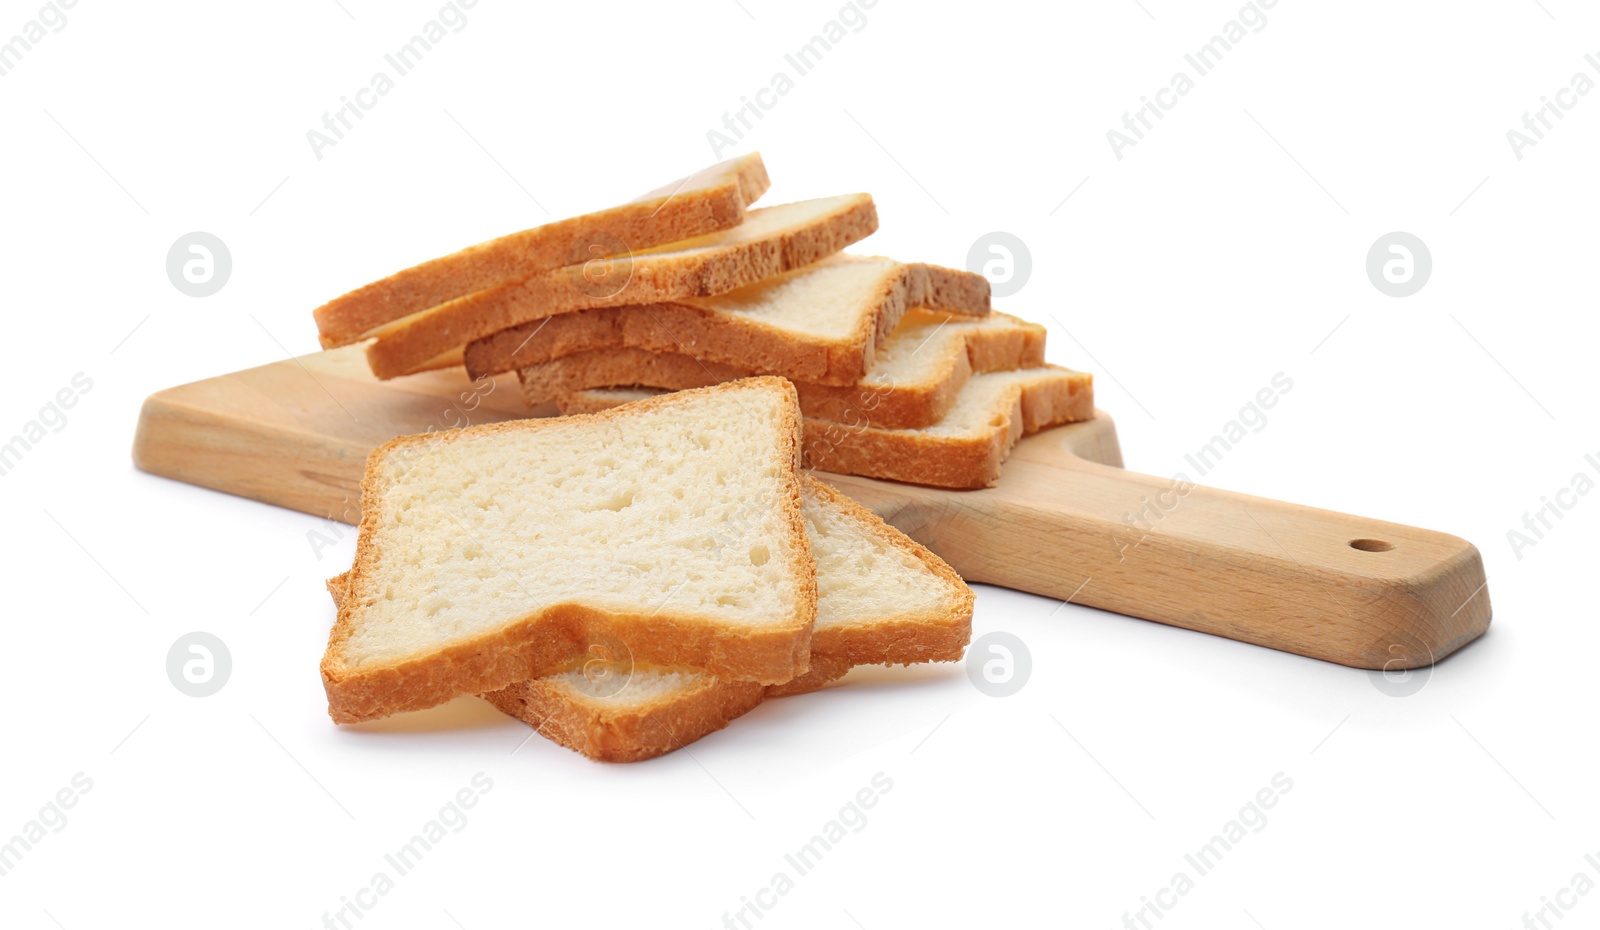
[903, 438, 1491, 670]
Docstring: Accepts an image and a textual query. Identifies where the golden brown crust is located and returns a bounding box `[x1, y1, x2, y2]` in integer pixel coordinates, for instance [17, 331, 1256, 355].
[518, 347, 967, 430]
[335, 574, 843, 736]
[313, 154, 770, 348]
[364, 194, 880, 379]
[759, 655, 857, 698]
[320, 377, 817, 724]
[797, 475, 975, 661]
[322, 602, 815, 723]
[559, 369, 1096, 490]
[511, 313, 1047, 430]
[328, 576, 771, 760]
[801, 369, 1095, 489]
[462, 260, 991, 385]
[762, 475, 973, 698]
[632, 151, 770, 206]
[483, 675, 766, 763]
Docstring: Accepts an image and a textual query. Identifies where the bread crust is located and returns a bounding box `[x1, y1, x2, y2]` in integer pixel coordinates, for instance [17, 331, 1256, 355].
[321, 377, 817, 724]
[512, 313, 1047, 430]
[801, 369, 1095, 488]
[483, 675, 767, 764]
[787, 475, 974, 673]
[364, 194, 880, 379]
[313, 153, 770, 348]
[461, 259, 992, 385]
[480, 475, 975, 761]
[560, 368, 1095, 490]
[325, 574, 776, 760]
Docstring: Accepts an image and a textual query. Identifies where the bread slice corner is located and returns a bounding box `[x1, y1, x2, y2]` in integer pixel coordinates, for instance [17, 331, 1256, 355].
[313, 152, 771, 349]
[483, 670, 767, 764]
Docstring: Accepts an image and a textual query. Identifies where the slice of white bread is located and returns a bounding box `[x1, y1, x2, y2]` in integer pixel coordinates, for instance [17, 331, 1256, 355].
[462, 255, 991, 384]
[515, 310, 1047, 430]
[321, 377, 817, 723]
[321, 474, 972, 761]
[313, 153, 770, 349]
[481, 475, 974, 762]
[365, 194, 879, 379]
[560, 366, 1096, 489]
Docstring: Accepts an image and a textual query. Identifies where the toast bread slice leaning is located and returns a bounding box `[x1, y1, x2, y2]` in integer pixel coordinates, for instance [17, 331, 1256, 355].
[321, 377, 817, 723]
[516, 310, 1047, 430]
[481, 476, 974, 762]
[560, 366, 1095, 489]
[365, 194, 879, 379]
[313, 153, 770, 348]
[461, 255, 991, 384]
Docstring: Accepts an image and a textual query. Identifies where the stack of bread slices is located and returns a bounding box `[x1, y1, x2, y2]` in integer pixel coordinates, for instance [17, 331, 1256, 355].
[316, 153, 1095, 491]
[315, 154, 1094, 761]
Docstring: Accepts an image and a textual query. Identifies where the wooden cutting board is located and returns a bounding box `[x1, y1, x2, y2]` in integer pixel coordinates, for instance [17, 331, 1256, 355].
[133, 346, 1491, 671]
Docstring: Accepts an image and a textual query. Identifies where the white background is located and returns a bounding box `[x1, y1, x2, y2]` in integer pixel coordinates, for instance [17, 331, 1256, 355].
[2, 1, 1596, 927]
